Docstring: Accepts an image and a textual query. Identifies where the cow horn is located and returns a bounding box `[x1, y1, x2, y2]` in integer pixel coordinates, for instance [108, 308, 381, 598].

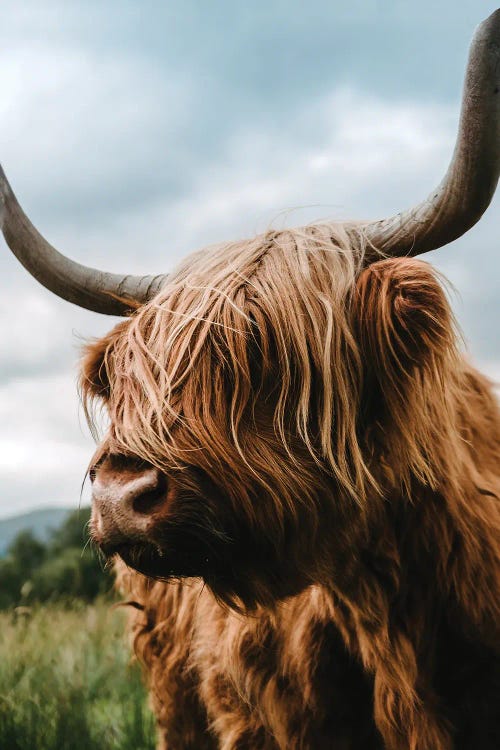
[2, 12, 499, 312]
[0, 164, 167, 315]
[360, 9, 500, 259]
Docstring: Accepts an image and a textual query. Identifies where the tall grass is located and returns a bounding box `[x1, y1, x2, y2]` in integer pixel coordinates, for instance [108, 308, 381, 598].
[0, 600, 156, 750]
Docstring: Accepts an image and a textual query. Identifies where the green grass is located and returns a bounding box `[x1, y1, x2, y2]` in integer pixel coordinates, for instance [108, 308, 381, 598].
[0, 600, 156, 750]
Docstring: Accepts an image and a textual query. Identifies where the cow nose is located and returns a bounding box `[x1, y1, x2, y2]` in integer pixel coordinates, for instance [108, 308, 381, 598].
[90, 461, 167, 544]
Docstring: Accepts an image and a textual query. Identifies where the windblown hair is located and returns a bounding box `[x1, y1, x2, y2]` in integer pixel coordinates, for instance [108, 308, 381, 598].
[83, 224, 469, 501]
[82, 224, 500, 749]
[85, 225, 371, 492]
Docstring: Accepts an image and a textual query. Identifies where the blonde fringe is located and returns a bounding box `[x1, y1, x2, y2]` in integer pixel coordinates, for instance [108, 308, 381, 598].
[81, 221, 485, 511]
[83, 223, 379, 504]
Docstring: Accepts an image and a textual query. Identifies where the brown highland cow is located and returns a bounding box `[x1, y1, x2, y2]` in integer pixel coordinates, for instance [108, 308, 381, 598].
[1, 11, 500, 750]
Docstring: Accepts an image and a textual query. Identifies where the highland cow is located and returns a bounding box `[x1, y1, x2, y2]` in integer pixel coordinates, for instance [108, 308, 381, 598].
[1, 11, 500, 750]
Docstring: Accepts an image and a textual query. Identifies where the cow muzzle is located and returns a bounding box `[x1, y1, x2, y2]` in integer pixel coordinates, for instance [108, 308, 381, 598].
[90, 455, 168, 553]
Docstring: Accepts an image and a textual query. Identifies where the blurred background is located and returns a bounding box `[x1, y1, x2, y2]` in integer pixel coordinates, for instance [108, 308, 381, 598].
[0, 2, 498, 747]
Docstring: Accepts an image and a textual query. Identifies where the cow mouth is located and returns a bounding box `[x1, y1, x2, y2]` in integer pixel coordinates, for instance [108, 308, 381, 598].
[113, 542, 172, 578]
[99, 537, 210, 580]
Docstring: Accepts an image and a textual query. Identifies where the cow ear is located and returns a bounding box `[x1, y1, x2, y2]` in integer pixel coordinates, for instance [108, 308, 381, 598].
[80, 320, 129, 401]
[354, 258, 455, 390]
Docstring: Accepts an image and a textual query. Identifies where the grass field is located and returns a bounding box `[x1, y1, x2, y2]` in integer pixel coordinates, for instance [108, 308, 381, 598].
[0, 600, 156, 750]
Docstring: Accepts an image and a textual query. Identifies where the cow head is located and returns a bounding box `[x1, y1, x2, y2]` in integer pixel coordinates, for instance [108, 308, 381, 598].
[1, 11, 499, 608]
[81, 235, 461, 608]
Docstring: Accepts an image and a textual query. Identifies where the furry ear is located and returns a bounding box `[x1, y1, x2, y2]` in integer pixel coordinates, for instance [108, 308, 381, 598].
[354, 258, 461, 489]
[80, 320, 129, 401]
[355, 258, 455, 391]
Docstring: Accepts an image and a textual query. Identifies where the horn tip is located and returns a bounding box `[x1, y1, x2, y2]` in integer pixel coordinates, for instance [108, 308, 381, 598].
[476, 8, 500, 41]
[0, 164, 7, 226]
[0, 163, 10, 195]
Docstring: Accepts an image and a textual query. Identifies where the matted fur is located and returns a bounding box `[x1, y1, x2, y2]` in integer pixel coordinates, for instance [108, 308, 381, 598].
[82, 224, 500, 749]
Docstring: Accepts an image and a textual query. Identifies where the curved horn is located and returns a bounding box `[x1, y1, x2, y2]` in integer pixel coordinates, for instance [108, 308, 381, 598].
[0, 165, 167, 315]
[2, 12, 498, 307]
[361, 9, 500, 259]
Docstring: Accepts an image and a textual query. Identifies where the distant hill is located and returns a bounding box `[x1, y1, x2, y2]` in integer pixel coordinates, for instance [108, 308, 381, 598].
[0, 507, 73, 557]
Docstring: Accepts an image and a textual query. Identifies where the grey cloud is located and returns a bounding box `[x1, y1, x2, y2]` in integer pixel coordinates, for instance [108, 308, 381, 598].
[0, 278, 120, 386]
[3, 0, 498, 231]
[0, 371, 95, 516]
[0, 473, 91, 518]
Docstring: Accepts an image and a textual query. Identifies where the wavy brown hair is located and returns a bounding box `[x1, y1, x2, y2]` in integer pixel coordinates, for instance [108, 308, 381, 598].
[81, 225, 500, 748]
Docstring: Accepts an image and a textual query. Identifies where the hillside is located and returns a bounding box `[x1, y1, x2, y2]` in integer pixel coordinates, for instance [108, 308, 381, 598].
[0, 507, 73, 556]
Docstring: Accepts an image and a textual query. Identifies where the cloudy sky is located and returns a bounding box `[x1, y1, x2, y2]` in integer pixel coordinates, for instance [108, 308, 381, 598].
[1, 0, 499, 518]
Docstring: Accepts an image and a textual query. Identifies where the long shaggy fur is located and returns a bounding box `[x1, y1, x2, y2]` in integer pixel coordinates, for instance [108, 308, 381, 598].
[82, 224, 500, 749]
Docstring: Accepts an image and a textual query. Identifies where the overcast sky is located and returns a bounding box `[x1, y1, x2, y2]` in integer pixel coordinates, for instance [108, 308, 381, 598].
[1, 0, 499, 518]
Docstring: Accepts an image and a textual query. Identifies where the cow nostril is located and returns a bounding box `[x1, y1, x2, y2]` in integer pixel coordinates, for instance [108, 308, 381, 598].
[133, 475, 167, 515]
